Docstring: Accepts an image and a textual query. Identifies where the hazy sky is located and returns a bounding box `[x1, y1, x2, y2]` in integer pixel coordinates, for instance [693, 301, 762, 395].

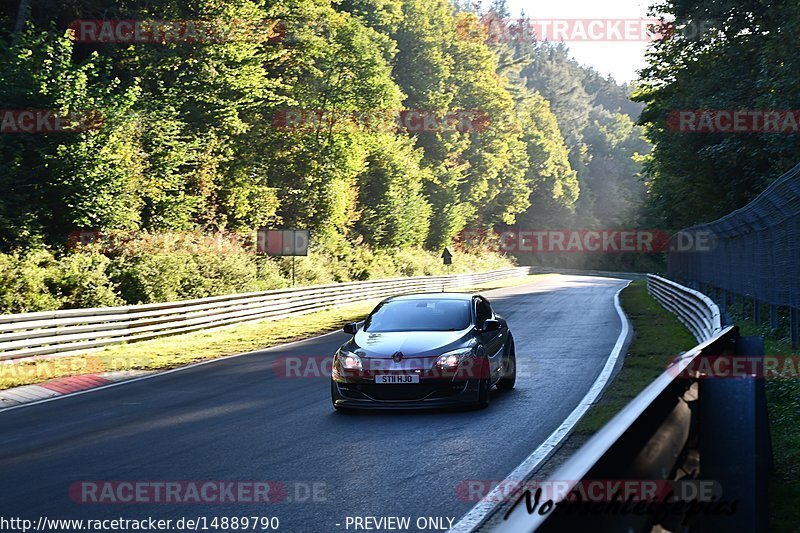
[504, 0, 653, 83]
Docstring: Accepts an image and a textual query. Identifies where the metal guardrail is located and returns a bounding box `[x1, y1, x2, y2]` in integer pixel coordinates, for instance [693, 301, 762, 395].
[647, 274, 722, 342]
[0, 267, 533, 361]
[496, 277, 769, 533]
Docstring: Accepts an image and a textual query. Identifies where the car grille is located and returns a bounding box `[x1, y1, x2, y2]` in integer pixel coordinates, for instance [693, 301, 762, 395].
[340, 382, 467, 401]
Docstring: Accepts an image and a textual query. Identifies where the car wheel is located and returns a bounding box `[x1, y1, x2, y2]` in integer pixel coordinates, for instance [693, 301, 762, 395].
[497, 337, 516, 391]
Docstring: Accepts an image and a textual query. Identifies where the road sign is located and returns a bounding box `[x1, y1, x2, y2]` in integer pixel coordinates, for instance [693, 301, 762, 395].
[256, 229, 309, 287]
[257, 229, 309, 256]
[442, 247, 452, 265]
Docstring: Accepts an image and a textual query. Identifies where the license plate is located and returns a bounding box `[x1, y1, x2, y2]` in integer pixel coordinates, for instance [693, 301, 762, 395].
[375, 374, 419, 384]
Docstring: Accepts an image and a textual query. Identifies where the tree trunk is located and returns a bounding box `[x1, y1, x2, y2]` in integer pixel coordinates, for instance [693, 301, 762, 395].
[14, 0, 30, 34]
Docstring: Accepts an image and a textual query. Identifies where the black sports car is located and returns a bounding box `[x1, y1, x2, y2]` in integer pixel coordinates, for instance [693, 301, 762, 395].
[331, 293, 516, 410]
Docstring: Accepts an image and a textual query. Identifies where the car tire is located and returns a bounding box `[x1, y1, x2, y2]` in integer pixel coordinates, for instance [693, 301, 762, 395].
[497, 337, 516, 391]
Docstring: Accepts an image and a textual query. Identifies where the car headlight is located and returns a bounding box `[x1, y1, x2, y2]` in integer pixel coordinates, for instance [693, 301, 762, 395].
[435, 347, 473, 368]
[336, 349, 363, 371]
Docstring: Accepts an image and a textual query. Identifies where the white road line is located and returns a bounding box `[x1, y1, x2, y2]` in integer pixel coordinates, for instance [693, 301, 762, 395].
[449, 280, 632, 533]
[0, 329, 346, 415]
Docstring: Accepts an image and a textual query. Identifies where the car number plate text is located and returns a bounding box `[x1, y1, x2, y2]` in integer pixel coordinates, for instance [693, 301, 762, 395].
[375, 374, 419, 384]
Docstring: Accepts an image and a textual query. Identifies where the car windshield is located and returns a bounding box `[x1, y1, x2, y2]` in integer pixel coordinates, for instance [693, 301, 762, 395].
[364, 299, 472, 332]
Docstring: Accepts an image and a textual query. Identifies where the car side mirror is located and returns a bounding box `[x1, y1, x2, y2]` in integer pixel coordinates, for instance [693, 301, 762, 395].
[343, 322, 358, 335]
[481, 319, 501, 332]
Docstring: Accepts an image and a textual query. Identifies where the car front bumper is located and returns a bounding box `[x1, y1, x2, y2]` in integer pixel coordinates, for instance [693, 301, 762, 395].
[331, 378, 482, 410]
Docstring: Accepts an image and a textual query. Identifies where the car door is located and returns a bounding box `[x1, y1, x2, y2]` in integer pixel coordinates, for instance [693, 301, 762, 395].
[475, 297, 504, 381]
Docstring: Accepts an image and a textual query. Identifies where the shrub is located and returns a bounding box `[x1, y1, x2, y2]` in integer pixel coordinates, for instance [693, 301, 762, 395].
[0, 249, 61, 313]
[253, 256, 290, 291]
[181, 251, 261, 299]
[110, 252, 196, 304]
[107, 232, 265, 303]
[52, 252, 124, 308]
[0, 234, 516, 313]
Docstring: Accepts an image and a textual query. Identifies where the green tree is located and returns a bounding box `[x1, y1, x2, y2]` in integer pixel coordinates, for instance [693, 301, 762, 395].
[353, 135, 431, 247]
[634, 0, 800, 228]
[0, 28, 142, 249]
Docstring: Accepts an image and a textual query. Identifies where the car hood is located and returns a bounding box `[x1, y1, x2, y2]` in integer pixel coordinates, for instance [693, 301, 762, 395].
[352, 329, 472, 358]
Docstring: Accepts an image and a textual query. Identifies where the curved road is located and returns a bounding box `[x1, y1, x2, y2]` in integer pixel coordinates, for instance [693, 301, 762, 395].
[0, 275, 628, 533]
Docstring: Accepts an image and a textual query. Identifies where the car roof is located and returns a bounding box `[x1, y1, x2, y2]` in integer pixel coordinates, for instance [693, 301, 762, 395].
[383, 292, 477, 302]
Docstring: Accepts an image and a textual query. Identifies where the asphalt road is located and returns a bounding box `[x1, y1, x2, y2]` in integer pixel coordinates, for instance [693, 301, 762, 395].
[0, 274, 628, 533]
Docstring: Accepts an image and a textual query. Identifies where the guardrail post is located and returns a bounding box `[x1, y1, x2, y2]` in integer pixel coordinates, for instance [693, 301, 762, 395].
[697, 333, 769, 532]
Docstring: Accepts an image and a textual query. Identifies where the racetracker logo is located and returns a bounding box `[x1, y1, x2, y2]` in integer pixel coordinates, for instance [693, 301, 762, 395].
[454, 17, 717, 43]
[0, 109, 103, 133]
[0, 357, 106, 381]
[274, 355, 491, 379]
[456, 479, 722, 502]
[69, 481, 327, 504]
[66, 230, 254, 254]
[0, 354, 166, 383]
[458, 229, 716, 253]
[272, 109, 490, 133]
[668, 356, 800, 379]
[68, 19, 284, 44]
[667, 110, 800, 133]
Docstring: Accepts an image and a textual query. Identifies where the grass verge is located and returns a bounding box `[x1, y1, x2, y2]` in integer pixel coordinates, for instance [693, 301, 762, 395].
[0, 273, 553, 391]
[572, 280, 697, 434]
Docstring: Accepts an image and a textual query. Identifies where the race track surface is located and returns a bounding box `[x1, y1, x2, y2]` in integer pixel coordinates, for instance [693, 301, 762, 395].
[0, 275, 629, 533]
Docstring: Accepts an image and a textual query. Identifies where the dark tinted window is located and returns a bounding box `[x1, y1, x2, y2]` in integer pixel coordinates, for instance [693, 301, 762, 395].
[476, 298, 492, 325]
[364, 299, 472, 332]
